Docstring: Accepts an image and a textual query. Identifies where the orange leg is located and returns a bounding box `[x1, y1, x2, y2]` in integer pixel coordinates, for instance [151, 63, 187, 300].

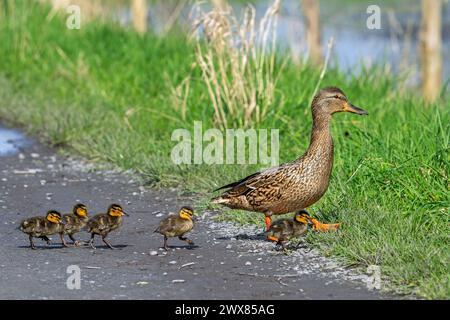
[267, 235, 279, 242]
[264, 216, 272, 231]
[309, 217, 340, 232]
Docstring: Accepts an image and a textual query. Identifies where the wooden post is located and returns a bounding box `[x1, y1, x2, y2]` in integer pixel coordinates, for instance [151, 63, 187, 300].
[132, 0, 148, 34]
[211, 0, 227, 11]
[419, 0, 442, 103]
[301, 0, 322, 66]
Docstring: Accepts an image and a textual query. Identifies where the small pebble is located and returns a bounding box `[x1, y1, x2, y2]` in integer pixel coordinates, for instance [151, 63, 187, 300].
[172, 279, 185, 283]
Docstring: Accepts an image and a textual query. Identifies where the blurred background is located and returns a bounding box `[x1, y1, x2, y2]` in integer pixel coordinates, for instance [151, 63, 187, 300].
[47, 0, 449, 100]
[0, 0, 449, 299]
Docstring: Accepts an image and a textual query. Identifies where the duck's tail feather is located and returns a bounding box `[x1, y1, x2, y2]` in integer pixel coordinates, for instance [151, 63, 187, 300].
[210, 196, 229, 205]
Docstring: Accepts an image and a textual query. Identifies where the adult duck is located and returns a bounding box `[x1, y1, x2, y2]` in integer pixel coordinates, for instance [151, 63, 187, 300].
[212, 87, 368, 233]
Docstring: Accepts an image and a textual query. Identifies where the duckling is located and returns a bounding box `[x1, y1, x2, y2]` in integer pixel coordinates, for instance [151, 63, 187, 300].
[266, 210, 310, 250]
[19, 210, 64, 250]
[59, 203, 89, 247]
[86, 204, 128, 249]
[212, 87, 367, 235]
[154, 206, 195, 251]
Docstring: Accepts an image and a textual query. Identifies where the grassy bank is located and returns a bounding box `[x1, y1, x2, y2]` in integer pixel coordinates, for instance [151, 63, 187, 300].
[0, 2, 448, 298]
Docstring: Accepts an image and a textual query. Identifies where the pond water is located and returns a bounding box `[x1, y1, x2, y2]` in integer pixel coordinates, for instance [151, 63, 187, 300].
[0, 126, 30, 156]
[115, 0, 450, 86]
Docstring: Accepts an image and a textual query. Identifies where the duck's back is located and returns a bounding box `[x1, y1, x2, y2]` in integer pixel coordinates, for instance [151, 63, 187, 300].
[267, 219, 295, 241]
[20, 216, 62, 236]
[155, 215, 193, 237]
[267, 219, 307, 241]
[87, 214, 122, 234]
[63, 214, 88, 234]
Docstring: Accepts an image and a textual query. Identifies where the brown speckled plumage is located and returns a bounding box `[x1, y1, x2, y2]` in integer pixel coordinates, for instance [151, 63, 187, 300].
[155, 215, 194, 237]
[266, 211, 309, 250]
[60, 203, 89, 247]
[19, 210, 64, 249]
[87, 204, 128, 249]
[154, 206, 195, 250]
[212, 87, 368, 226]
[20, 216, 64, 237]
[87, 214, 122, 235]
[62, 214, 88, 235]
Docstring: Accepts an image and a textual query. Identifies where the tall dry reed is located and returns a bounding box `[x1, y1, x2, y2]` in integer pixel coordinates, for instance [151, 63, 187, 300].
[190, 0, 283, 129]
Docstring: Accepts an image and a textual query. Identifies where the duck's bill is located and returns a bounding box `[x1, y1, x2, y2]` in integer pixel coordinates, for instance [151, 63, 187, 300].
[345, 103, 368, 115]
[123, 212, 130, 216]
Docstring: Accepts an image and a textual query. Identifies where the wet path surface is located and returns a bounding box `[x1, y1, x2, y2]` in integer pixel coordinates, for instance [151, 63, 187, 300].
[0, 127, 389, 299]
[0, 126, 30, 156]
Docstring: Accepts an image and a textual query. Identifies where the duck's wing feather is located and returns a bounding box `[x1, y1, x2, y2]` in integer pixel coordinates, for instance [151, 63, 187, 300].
[215, 163, 292, 198]
[213, 171, 262, 192]
[87, 214, 110, 232]
[155, 215, 178, 234]
[267, 219, 293, 239]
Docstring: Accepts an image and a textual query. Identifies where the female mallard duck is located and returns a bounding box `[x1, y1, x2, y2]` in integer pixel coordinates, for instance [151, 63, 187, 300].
[87, 204, 128, 249]
[266, 210, 310, 250]
[59, 203, 89, 247]
[19, 210, 64, 249]
[212, 87, 367, 234]
[154, 206, 195, 251]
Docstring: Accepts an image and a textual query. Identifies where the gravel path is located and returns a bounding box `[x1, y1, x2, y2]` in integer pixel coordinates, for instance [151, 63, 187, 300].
[0, 126, 388, 299]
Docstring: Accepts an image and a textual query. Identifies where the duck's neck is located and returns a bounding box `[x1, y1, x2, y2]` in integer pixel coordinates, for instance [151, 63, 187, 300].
[306, 112, 333, 158]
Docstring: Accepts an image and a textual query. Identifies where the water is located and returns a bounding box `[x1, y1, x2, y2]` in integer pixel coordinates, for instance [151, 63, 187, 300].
[115, 0, 450, 85]
[0, 126, 30, 156]
[271, 0, 450, 85]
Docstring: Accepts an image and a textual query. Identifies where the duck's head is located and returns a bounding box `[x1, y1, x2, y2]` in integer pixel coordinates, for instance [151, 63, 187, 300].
[46, 210, 62, 224]
[294, 210, 310, 225]
[73, 203, 88, 218]
[178, 206, 194, 221]
[312, 87, 368, 117]
[107, 204, 129, 217]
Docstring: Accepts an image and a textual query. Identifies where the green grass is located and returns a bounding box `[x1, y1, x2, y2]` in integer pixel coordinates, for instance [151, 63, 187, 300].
[0, 1, 449, 299]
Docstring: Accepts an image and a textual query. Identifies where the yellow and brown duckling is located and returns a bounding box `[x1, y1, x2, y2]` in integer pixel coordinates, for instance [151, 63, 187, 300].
[86, 204, 128, 249]
[19, 210, 64, 250]
[212, 87, 367, 235]
[59, 203, 89, 247]
[266, 210, 310, 250]
[154, 206, 195, 251]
